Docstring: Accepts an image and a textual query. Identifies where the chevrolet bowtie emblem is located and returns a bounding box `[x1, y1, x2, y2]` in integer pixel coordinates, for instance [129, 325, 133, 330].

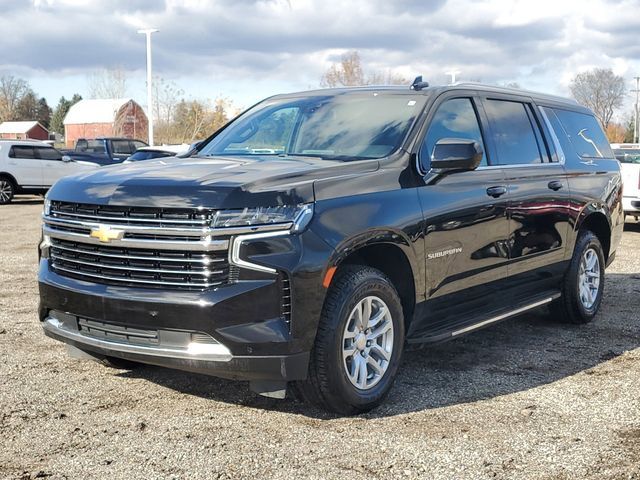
[89, 225, 125, 243]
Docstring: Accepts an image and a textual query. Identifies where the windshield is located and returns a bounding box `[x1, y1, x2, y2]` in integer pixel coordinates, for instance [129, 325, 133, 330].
[197, 93, 426, 161]
[613, 149, 640, 164]
[128, 150, 174, 161]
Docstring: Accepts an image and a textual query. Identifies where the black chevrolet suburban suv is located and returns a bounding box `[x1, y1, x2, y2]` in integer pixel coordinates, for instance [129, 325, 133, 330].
[38, 82, 624, 414]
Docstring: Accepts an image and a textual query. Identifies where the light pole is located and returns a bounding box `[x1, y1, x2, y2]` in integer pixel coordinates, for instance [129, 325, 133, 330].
[633, 76, 640, 144]
[445, 69, 461, 85]
[138, 28, 159, 146]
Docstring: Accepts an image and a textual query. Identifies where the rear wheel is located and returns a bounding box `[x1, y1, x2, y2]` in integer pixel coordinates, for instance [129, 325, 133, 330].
[550, 230, 605, 324]
[296, 265, 405, 414]
[0, 177, 14, 204]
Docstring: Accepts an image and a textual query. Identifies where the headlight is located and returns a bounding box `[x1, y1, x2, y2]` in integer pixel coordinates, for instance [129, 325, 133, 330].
[44, 198, 51, 216]
[211, 204, 313, 232]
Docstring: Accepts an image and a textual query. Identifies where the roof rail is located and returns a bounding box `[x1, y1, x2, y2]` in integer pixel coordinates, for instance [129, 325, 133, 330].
[451, 82, 579, 104]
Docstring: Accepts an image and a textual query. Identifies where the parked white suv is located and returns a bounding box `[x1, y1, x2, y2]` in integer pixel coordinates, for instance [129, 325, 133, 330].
[0, 140, 98, 204]
[612, 143, 640, 221]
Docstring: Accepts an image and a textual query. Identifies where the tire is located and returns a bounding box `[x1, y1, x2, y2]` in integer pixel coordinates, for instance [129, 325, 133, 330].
[101, 356, 140, 370]
[296, 265, 405, 415]
[550, 230, 605, 324]
[0, 177, 15, 205]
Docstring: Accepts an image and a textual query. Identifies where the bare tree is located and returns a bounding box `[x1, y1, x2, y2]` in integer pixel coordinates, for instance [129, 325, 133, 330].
[0, 75, 30, 121]
[367, 69, 408, 86]
[153, 77, 184, 125]
[87, 67, 128, 99]
[321, 51, 408, 88]
[321, 51, 365, 87]
[570, 68, 626, 128]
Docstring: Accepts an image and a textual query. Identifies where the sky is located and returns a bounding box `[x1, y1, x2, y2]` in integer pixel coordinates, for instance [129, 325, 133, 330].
[1, 0, 640, 116]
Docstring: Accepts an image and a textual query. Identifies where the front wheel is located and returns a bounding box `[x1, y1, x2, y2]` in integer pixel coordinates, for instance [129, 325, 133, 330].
[550, 230, 605, 324]
[296, 265, 405, 415]
[0, 177, 14, 204]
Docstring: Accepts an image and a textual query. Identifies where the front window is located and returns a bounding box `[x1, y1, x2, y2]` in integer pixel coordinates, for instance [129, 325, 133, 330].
[197, 93, 427, 161]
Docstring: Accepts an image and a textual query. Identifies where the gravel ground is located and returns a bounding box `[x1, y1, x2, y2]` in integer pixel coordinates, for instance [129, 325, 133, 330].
[1, 196, 639, 480]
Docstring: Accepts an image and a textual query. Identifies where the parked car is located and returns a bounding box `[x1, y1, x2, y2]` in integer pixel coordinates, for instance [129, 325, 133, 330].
[38, 82, 623, 414]
[124, 145, 191, 162]
[611, 143, 640, 221]
[0, 139, 98, 204]
[62, 137, 148, 166]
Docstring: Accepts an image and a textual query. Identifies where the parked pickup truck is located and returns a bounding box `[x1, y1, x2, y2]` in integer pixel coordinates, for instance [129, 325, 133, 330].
[62, 137, 148, 166]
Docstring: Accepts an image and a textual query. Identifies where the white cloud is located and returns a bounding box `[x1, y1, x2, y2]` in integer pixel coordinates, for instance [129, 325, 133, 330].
[0, 0, 638, 113]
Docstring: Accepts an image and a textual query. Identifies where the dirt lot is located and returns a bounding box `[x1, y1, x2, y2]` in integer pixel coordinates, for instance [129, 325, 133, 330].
[1, 197, 639, 480]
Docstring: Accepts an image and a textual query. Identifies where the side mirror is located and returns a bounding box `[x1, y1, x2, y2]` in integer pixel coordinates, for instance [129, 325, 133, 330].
[61, 155, 73, 163]
[431, 138, 483, 171]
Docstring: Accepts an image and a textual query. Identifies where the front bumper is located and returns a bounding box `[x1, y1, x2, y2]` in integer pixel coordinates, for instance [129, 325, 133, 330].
[38, 260, 311, 381]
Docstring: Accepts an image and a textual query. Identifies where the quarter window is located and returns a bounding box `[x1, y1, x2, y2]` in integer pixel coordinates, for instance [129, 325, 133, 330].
[484, 99, 545, 165]
[420, 98, 487, 170]
[546, 108, 613, 159]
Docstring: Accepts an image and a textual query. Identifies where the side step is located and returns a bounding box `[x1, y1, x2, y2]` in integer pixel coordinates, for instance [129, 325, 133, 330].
[408, 293, 560, 344]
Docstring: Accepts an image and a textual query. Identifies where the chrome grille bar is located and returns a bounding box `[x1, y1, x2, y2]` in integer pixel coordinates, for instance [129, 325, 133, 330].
[49, 242, 226, 264]
[51, 265, 224, 288]
[43, 225, 229, 252]
[51, 252, 224, 277]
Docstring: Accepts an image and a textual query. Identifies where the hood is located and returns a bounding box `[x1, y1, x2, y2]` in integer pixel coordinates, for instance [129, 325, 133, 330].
[47, 155, 379, 208]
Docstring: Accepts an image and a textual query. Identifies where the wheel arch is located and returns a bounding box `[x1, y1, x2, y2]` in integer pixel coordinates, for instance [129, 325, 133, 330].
[325, 237, 418, 331]
[576, 210, 611, 261]
[0, 172, 18, 188]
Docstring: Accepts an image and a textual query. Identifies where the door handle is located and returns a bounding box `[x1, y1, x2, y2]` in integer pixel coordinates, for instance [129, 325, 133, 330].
[486, 186, 507, 198]
[548, 180, 563, 191]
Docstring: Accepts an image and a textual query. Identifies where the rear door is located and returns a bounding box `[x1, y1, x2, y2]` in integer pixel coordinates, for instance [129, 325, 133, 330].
[412, 94, 511, 338]
[480, 96, 571, 301]
[6, 145, 43, 187]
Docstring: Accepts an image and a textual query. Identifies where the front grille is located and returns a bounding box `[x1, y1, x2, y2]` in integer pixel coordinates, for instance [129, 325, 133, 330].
[50, 238, 229, 289]
[49, 201, 211, 227]
[46, 201, 231, 290]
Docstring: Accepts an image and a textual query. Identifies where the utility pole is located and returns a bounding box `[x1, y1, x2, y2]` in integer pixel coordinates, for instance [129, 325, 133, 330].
[138, 28, 159, 146]
[633, 76, 640, 144]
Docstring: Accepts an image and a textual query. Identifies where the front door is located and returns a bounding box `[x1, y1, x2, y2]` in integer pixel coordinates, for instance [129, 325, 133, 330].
[411, 96, 511, 339]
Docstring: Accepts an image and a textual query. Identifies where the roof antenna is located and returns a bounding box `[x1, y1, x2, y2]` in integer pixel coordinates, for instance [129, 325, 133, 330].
[410, 75, 429, 91]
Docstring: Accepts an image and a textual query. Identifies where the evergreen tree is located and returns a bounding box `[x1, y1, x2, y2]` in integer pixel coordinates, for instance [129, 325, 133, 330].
[50, 94, 82, 135]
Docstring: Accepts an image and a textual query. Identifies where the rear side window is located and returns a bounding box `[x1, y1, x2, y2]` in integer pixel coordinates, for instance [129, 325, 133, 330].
[547, 108, 613, 159]
[483, 99, 546, 165]
[112, 140, 132, 154]
[420, 98, 487, 169]
[9, 146, 36, 159]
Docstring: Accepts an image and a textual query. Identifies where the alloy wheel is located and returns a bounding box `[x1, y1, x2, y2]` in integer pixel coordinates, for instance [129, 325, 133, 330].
[342, 296, 394, 390]
[578, 247, 601, 309]
[0, 180, 12, 203]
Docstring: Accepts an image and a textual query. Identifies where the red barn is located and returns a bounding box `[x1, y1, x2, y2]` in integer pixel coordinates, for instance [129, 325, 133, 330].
[0, 121, 49, 140]
[63, 98, 148, 148]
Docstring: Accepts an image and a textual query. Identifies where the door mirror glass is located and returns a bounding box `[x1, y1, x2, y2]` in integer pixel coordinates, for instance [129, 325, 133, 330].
[431, 138, 483, 171]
